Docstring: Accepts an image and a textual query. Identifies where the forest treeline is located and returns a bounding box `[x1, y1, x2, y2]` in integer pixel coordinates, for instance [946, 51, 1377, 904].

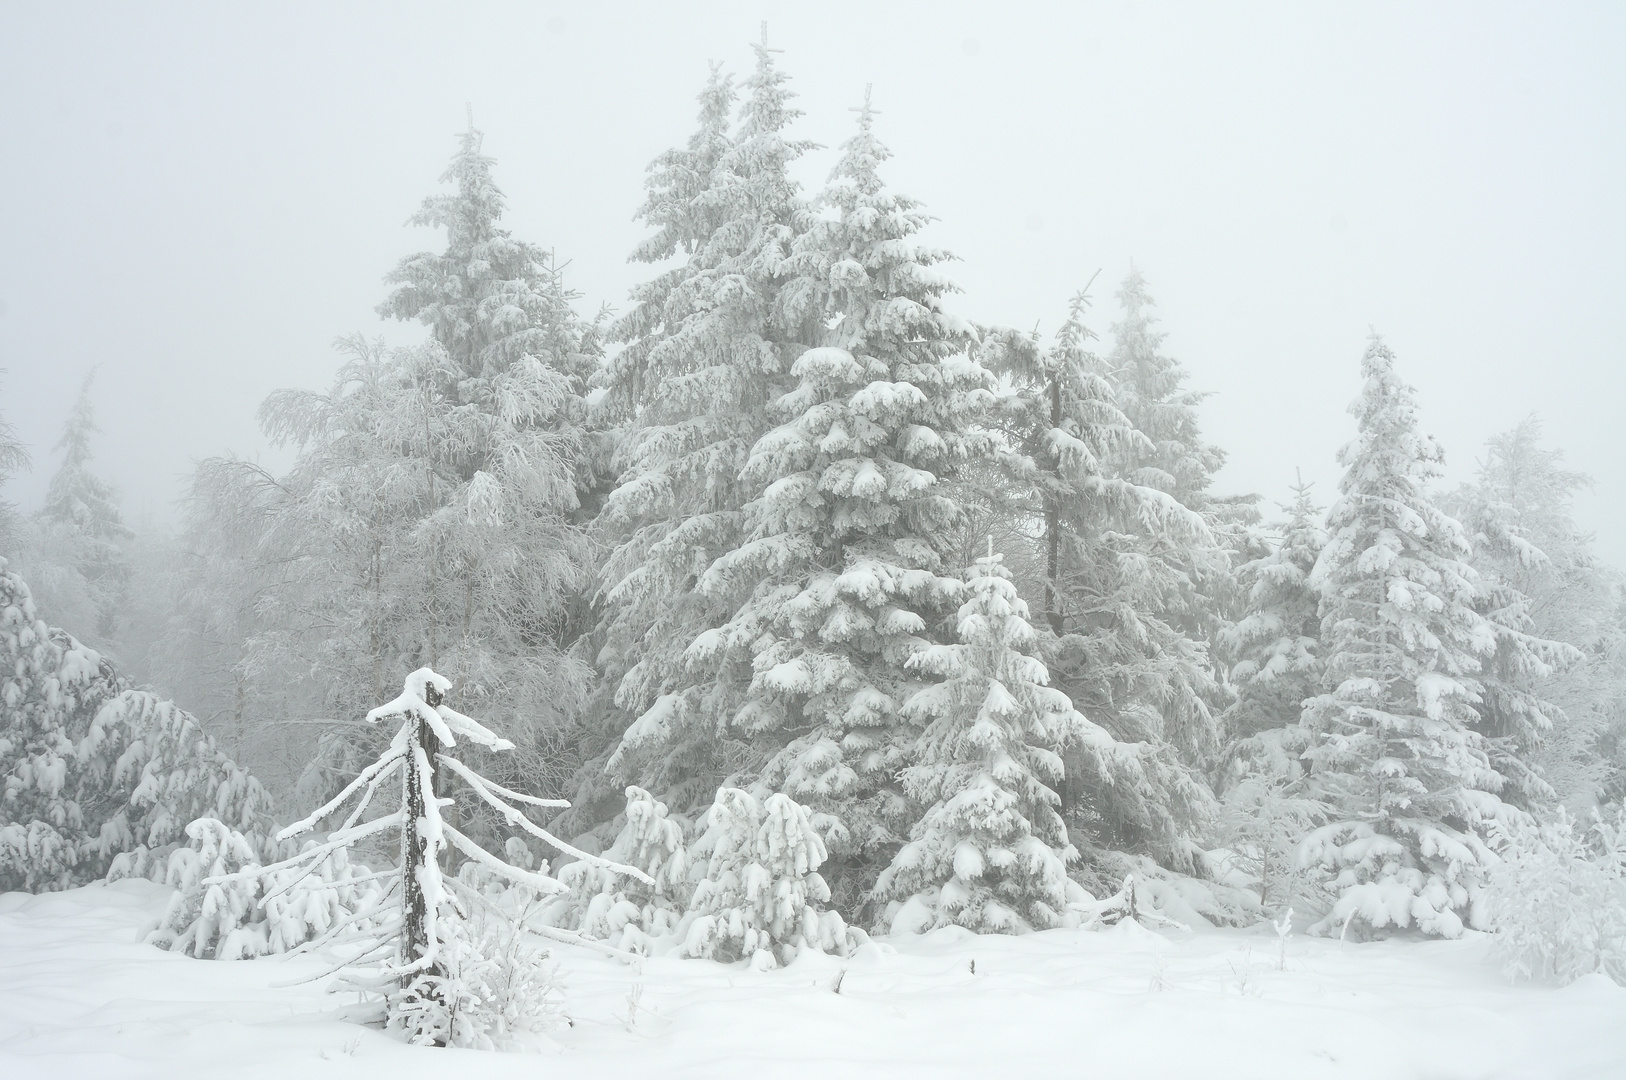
[4, 43, 1625, 956]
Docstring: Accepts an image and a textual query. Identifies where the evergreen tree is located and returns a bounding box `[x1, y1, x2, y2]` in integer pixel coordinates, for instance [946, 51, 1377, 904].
[1445, 418, 1613, 810]
[621, 92, 992, 912]
[590, 40, 814, 819]
[874, 551, 1129, 933]
[379, 113, 600, 394]
[978, 290, 1219, 874]
[176, 126, 600, 813]
[1, 557, 273, 892]
[1299, 336, 1528, 938]
[0, 558, 118, 890]
[1222, 477, 1327, 755]
[677, 786, 851, 966]
[32, 371, 131, 643]
[1095, 271, 1235, 762]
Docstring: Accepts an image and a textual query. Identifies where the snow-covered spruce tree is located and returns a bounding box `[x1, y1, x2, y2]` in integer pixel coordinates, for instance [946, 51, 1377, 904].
[541, 785, 690, 953]
[874, 550, 1131, 933]
[1299, 336, 1537, 938]
[0, 557, 119, 890]
[587, 40, 816, 824]
[1219, 476, 1328, 785]
[1, 557, 275, 891]
[1222, 477, 1326, 746]
[195, 335, 591, 813]
[1105, 268, 1250, 639]
[24, 370, 132, 647]
[76, 689, 275, 879]
[1212, 479, 1335, 915]
[627, 92, 992, 913]
[231, 668, 651, 1047]
[976, 290, 1220, 878]
[678, 786, 851, 966]
[1445, 418, 1615, 811]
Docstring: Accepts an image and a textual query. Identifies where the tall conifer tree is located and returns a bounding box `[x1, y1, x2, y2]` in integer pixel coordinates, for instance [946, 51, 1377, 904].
[1300, 336, 1532, 938]
[592, 39, 814, 817]
[624, 92, 993, 910]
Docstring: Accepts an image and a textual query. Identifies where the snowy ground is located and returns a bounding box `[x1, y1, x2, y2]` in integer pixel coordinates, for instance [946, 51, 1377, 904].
[2, 880, 1622, 1080]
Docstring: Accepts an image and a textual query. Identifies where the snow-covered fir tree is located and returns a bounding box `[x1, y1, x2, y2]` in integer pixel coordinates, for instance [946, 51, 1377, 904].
[1299, 336, 1537, 938]
[619, 91, 994, 913]
[0, 558, 119, 891]
[28, 371, 132, 645]
[1446, 418, 1619, 810]
[1, 557, 274, 891]
[1222, 477, 1328, 754]
[978, 289, 1220, 877]
[173, 124, 601, 814]
[587, 40, 815, 822]
[875, 550, 1129, 933]
[1106, 268, 1252, 643]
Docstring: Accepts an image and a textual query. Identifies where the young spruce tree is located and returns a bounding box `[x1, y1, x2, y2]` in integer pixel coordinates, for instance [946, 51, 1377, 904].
[874, 550, 1130, 933]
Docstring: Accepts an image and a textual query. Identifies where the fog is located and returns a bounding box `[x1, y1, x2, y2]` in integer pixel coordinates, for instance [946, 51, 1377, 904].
[2, 2, 1624, 555]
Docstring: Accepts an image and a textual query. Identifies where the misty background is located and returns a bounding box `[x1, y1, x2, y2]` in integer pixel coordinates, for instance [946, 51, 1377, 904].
[2, 2, 1623, 557]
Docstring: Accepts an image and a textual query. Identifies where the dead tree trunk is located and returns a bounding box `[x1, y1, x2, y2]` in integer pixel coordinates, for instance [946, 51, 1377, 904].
[401, 678, 444, 981]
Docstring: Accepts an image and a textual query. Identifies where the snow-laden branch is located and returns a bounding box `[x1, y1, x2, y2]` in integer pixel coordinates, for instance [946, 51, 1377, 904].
[438, 753, 655, 886]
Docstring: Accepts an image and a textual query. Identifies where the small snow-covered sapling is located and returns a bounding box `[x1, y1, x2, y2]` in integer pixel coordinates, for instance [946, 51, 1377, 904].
[1274, 907, 1293, 970]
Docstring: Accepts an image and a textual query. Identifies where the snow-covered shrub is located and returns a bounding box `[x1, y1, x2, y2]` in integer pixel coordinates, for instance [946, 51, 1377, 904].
[1070, 850, 1264, 929]
[1215, 727, 1333, 914]
[1486, 807, 1626, 985]
[132, 816, 382, 960]
[679, 787, 852, 967]
[386, 885, 567, 1050]
[542, 786, 689, 953]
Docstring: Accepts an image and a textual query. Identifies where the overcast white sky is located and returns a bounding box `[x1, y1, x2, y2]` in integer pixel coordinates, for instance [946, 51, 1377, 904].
[2, 3, 1623, 559]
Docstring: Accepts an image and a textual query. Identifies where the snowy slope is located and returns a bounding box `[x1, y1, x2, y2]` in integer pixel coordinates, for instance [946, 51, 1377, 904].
[2, 880, 1622, 1080]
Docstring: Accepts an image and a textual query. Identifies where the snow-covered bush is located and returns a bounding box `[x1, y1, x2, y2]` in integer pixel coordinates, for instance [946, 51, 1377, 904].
[127, 816, 382, 960]
[679, 787, 852, 967]
[542, 786, 689, 953]
[387, 882, 567, 1050]
[1486, 807, 1626, 985]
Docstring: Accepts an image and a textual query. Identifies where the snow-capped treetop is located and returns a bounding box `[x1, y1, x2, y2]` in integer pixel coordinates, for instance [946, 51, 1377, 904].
[379, 118, 600, 393]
